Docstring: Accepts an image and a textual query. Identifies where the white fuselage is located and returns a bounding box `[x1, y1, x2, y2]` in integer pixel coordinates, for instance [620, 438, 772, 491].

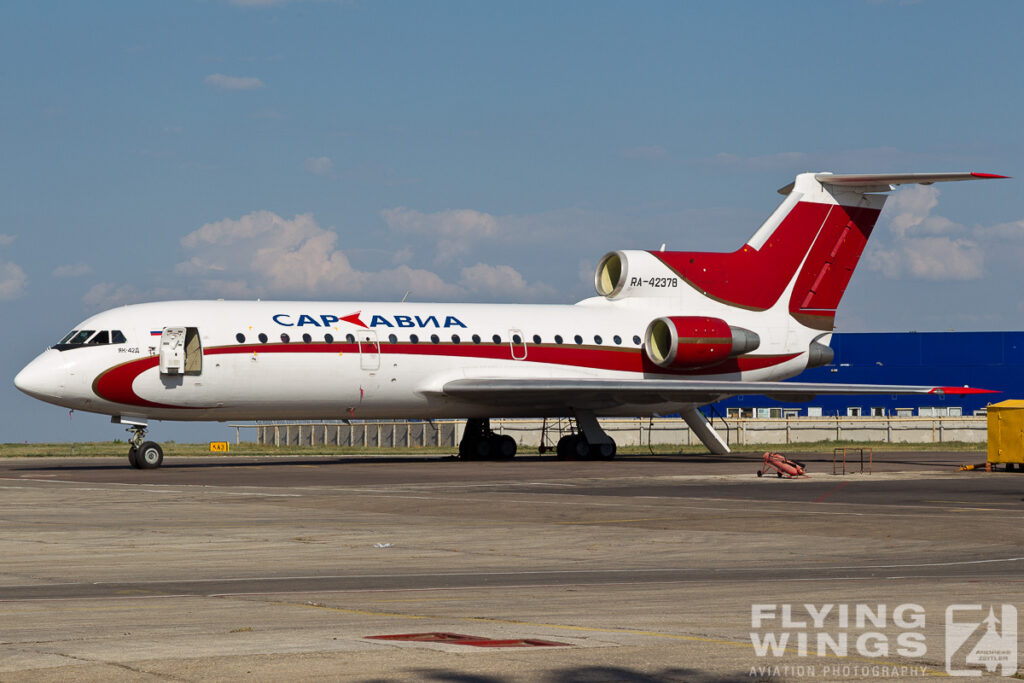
[14, 296, 818, 423]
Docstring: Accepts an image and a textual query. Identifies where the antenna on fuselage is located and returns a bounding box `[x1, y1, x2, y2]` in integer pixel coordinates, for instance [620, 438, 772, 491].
[401, 291, 411, 302]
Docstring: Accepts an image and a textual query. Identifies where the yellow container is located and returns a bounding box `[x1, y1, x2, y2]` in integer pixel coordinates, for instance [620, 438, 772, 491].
[986, 400, 1024, 464]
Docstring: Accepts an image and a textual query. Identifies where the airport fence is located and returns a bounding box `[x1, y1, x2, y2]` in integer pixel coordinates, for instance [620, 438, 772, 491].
[230, 416, 987, 449]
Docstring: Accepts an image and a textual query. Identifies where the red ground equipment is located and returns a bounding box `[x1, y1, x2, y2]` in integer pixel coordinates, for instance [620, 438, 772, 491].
[757, 452, 808, 478]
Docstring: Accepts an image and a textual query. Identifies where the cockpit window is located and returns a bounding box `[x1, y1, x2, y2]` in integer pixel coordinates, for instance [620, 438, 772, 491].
[69, 330, 95, 344]
[52, 329, 128, 351]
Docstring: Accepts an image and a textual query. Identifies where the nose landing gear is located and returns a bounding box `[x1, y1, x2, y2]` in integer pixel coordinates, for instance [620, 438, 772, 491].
[125, 423, 163, 469]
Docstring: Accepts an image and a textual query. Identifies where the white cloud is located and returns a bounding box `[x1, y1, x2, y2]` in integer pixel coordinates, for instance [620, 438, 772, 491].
[459, 263, 556, 301]
[173, 210, 564, 302]
[392, 246, 414, 264]
[304, 156, 333, 176]
[883, 185, 965, 238]
[0, 261, 27, 300]
[177, 210, 462, 299]
[204, 73, 265, 90]
[975, 218, 1024, 240]
[381, 207, 499, 260]
[52, 262, 93, 278]
[82, 282, 148, 308]
[382, 207, 499, 240]
[867, 184, 985, 281]
[0, 234, 16, 246]
[868, 236, 984, 281]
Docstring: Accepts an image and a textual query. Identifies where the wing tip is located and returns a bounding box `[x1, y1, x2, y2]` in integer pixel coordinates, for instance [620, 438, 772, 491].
[971, 172, 1011, 179]
[929, 386, 1000, 395]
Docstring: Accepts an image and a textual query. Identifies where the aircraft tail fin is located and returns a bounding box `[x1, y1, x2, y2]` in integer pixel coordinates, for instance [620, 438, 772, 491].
[651, 172, 1007, 330]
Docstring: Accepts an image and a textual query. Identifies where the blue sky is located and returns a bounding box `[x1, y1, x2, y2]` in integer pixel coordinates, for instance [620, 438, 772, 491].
[3, 0, 1023, 442]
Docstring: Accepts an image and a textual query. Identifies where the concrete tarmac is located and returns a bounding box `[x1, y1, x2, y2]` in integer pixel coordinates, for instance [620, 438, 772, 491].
[0, 450, 1021, 681]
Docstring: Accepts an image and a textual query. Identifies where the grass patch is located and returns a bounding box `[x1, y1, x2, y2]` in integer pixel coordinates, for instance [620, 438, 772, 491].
[0, 439, 985, 458]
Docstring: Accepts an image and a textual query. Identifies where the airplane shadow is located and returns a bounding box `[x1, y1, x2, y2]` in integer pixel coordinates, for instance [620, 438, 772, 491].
[394, 666, 749, 683]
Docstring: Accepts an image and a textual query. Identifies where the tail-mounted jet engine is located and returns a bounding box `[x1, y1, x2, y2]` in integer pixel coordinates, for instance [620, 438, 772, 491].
[595, 250, 683, 299]
[644, 316, 760, 369]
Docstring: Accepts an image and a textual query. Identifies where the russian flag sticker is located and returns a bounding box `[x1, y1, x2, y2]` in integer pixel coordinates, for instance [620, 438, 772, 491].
[150, 330, 162, 336]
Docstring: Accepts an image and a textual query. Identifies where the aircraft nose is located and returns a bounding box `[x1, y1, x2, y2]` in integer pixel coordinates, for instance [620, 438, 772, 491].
[14, 353, 64, 401]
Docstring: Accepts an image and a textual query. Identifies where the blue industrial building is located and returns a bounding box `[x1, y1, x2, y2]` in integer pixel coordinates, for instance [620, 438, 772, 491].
[711, 331, 1024, 419]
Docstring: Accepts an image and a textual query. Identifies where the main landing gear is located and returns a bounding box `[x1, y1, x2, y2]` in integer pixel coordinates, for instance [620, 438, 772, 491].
[458, 418, 517, 461]
[554, 433, 616, 460]
[125, 423, 163, 470]
[554, 411, 617, 460]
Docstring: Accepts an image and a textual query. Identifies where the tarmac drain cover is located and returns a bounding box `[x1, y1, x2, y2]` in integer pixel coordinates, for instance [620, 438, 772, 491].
[366, 632, 571, 647]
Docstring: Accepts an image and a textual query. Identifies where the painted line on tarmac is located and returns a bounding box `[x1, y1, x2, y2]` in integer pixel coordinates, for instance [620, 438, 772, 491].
[12, 556, 1022, 590]
[340, 491, 1024, 520]
[813, 481, 849, 502]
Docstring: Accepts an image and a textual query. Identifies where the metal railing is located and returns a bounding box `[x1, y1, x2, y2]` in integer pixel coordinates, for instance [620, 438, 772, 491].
[228, 416, 987, 448]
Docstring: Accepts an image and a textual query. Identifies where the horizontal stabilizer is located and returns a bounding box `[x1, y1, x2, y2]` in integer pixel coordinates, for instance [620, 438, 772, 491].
[777, 172, 1008, 195]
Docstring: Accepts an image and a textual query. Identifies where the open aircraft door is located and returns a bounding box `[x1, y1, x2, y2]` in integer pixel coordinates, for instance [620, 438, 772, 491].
[358, 330, 380, 371]
[159, 327, 202, 376]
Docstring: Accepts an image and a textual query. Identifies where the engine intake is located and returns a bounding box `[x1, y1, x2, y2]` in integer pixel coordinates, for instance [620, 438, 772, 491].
[644, 316, 760, 369]
[595, 251, 627, 298]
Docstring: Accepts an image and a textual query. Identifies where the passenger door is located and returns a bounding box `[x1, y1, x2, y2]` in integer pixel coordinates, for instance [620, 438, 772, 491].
[358, 330, 380, 371]
[159, 327, 203, 375]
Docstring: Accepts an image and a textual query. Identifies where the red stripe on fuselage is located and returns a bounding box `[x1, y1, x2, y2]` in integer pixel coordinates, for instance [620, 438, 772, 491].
[93, 344, 801, 409]
[209, 342, 799, 376]
[91, 356, 196, 409]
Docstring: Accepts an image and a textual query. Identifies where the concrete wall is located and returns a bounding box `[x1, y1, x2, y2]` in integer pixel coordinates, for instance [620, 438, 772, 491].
[239, 416, 986, 449]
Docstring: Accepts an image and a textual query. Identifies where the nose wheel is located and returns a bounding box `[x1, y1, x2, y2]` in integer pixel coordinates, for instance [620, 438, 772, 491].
[126, 424, 163, 469]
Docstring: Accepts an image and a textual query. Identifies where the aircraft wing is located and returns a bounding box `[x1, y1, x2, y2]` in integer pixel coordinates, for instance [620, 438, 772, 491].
[441, 378, 995, 410]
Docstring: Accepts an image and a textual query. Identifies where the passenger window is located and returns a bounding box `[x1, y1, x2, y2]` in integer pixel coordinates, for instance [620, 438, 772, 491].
[389, 334, 398, 343]
[410, 334, 419, 344]
[472, 334, 481, 344]
[430, 334, 440, 344]
[594, 335, 602, 345]
[236, 333, 246, 343]
[613, 335, 622, 345]
[512, 334, 522, 344]
[554, 335, 563, 344]
[280, 333, 290, 343]
[324, 333, 334, 343]
[111, 330, 127, 344]
[258, 333, 268, 343]
[302, 333, 312, 343]
[492, 334, 502, 344]
[451, 334, 461, 344]
[633, 335, 641, 345]
[574, 335, 583, 345]
[532, 334, 541, 344]
[88, 331, 110, 345]
[346, 334, 356, 344]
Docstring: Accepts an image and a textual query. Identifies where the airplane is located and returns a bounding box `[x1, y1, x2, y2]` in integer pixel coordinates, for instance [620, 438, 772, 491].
[14, 171, 1006, 469]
